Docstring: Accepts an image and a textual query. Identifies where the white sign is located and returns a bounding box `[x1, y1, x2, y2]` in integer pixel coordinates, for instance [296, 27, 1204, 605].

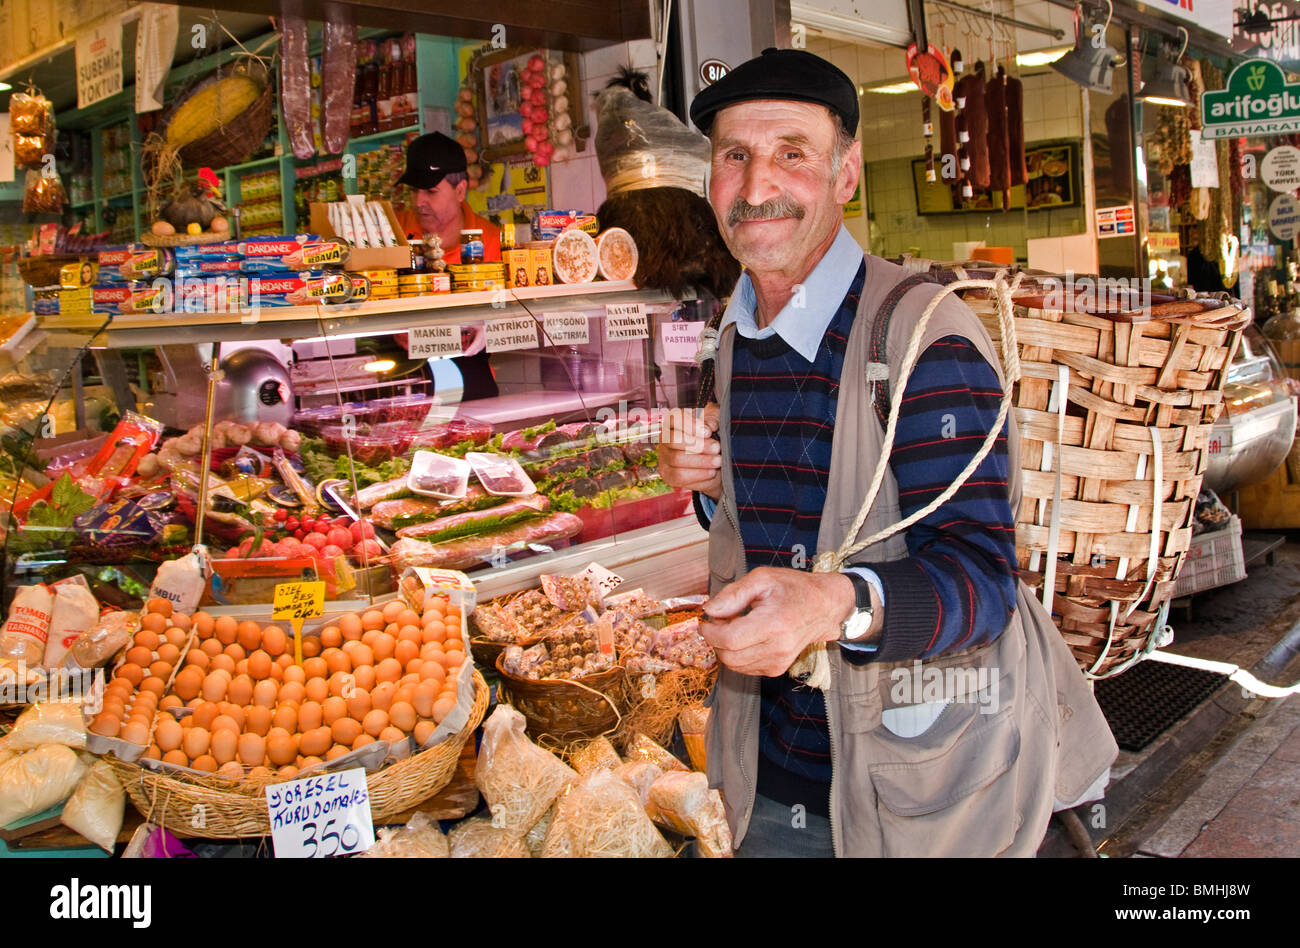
[265, 767, 375, 858]
[1189, 129, 1220, 189]
[605, 302, 648, 341]
[409, 325, 462, 359]
[0, 114, 12, 184]
[661, 319, 706, 364]
[76, 19, 124, 110]
[135, 4, 180, 113]
[1151, 0, 1233, 40]
[1262, 146, 1300, 193]
[543, 312, 589, 345]
[1095, 204, 1135, 239]
[1268, 193, 1300, 241]
[485, 315, 539, 353]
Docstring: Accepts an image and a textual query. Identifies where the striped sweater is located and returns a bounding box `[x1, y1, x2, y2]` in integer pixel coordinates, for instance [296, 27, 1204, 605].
[725, 270, 1018, 812]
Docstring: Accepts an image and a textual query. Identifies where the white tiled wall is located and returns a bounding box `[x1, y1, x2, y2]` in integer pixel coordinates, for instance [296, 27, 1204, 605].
[549, 39, 660, 213]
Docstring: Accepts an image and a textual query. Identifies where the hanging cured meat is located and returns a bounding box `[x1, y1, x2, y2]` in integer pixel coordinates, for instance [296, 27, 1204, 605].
[1006, 72, 1027, 187]
[320, 21, 357, 154]
[956, 61, 989, 190]
[280, 12, 315, 160]
[939, 103, 961, 188]
[986, 65, 1011, 209]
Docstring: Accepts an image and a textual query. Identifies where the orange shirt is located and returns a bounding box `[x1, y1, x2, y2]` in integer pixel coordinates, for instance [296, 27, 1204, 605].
[395, 202, 502, 264]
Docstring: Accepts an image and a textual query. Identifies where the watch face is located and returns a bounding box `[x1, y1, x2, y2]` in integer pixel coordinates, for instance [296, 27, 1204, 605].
[842, 610, 874, 642]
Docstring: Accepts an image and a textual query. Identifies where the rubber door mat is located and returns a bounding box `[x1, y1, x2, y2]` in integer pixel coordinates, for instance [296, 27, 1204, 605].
[1094, 660, 1228, 752]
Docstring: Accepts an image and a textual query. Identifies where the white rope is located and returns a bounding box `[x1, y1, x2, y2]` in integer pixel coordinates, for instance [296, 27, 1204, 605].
[1146, 650, 1300, 699]
[789, 270, 1025, 689]
[1122, 425, 1164, 621]
[1040, 364, 1069, 614]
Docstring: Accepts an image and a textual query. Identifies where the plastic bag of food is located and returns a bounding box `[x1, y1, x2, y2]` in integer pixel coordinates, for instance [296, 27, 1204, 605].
[623, 732, 689, 773]
[474, 704, 576, 836]
[148, 553, 207, 616]
[448, 816, 531, 857]
[5, 701, 87, 751]
[541, 770, 674, 858]
[0, 744, 87, 827]
[524, 805, 554, 857]
[9, 91, 54, 135]
[647, 770, 733, 858]
[569, 735, 621, 775]
[59, 759, 124, 851]
[64, 611, 138, 671]
[23, 169, 67, 213]
[1, 585, 54, 667]
[361, 811, 449, 858]
[43, 582, 99, 669]
[13, 133, 48, 170]
[614, 760, 662, 809]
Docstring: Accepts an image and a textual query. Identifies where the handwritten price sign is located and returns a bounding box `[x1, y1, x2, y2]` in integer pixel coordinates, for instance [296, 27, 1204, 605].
[274, 581, 325, 664]
[266, 767, 374, 858]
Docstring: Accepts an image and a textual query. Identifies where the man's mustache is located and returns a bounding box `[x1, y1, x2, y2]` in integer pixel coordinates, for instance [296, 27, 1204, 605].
[727, 195, 807, 227]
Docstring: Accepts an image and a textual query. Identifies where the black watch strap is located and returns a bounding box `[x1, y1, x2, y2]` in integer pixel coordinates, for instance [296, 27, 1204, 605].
[845, 571, 874, 611]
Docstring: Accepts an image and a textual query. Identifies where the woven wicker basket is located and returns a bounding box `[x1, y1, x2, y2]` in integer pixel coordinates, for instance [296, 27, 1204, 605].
[17, 254, 81, 288]
[495, 654, 623, 743]
[160, 63, 273, 171]
[105, 670, 488, 838]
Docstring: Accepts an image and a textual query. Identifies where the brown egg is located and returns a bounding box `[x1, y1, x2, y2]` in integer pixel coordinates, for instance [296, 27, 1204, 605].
[361, 609, 385, 632]
[394, 639, 420, 668]
[393, 684, 416, 708]
[245, 705, 273, 736]
[395, 608, 421, 630]
[432, 696, 456, 723]
[276, 653, 294, 669]
[361, 629, 381, 650]
[141, 611, 168, 634]
[200, 670, 229, 703]
[293, 699, 319, 731]
[191, 700, 220, 729]
[200, 637, 224, 657]
[298, 755, 324, 771]
[169, 612, 192, 632]
[388, 701, 417, 732]
[148, 661, 173, 681]
[141, 744, 163, 761]
[345, 689, 372, 720]
[89, 712, 122, 737]
[218, 702, 246, 730]
[338, 612, 364, 641]
[352, 733, 376, 750]
[282, 664, 305, 685]
[374, 658, 402, 684]
[361, 708, 389, 737]
[183, 727, 211, 759]
[371, 634, 397, 663]
[164, 626, 188, 647]
[272, 703, 299, 733]
[321, 696, 347, 726]
[101, 694, 127, 715]
[162, 749, 189, 767]
[278, 681, 306, 705]
[236, 620, 262, 652]
[134, 629, 161, 651]
[107, 676, 135, 696]
[319, 625, 342, 649]
[246, 765, 272, 781]
[299, 726, 332, 757]
[266, 728, 298, 766]
[276, 765, 300, 780]
[235, 660, 249, 678]
[124, 645, 153, 667]
[379, 726, 408, 749]
[217, 761, 245, 782]
[303, 677, 329, 703]
[238, 732, 267, 767]
[419, 642, 444, 663]
[353, 664, 377, 692]
[418, 662, 446, 684]
[371, 682, 396, 712]
[223, 642, 246, 663]
[211, 729, 239, 764]
[413, 721, 436, 744]
[226, 674, 254, 706]
[209, 653, 236, 674]
[262, 626, 288, 657]
[301, 637, 321, 658]
[191, 754, 218, 773]
[154, 717, 184, 752]
[184, 648, 210, 671]
[210, 713, 240, 734]
[247, 649, 273, 680]
[323, 648, 351, 676]
[159, 695, 183, 712]
[268, 662, 284, 682]
[213, 615, 238, 645]
[327, 671, 355, 698]
[140, 676, 168, 697]
[192, 611, 215, 639]
[302, 657, 328, 681]
[405, 659, 424, 677]
[155, 642, 181, 665]
[146, 597, 174, 617]
[330, 717, 363, 747]
[252, 679, 279, 708]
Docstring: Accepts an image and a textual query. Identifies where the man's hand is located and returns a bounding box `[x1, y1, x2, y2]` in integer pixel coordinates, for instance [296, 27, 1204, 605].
[658, 402, 722, 501]
[700, 567, 856, 677]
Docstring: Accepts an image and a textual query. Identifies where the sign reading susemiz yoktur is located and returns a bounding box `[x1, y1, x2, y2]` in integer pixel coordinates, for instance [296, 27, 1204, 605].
[1202, 59, 1300, 139]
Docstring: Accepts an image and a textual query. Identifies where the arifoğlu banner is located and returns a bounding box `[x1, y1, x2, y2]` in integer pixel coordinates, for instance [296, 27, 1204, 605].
[1202, 58, 1300, 139]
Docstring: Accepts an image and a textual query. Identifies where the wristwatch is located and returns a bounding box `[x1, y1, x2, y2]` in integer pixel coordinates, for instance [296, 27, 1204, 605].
[839, 572, 876, 643]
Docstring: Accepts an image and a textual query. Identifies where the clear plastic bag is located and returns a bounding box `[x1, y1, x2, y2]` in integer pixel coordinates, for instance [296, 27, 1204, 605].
[4, 701, 87, 751]
[474, 704, 576, 836]
[9, 91, 55, 135]
[594, 85, 710, 197]
[65, 611, 138, 671]
[647, 770, 733, 858]
[60, 759, 125, 851]
[361, 811, 450, 858]
[448, 816, 531, 857]
[613, 760, 662, 809]
[623, 732, 688, 773]
[569, 735, 621, 776]
[23, 170, 67, 213]
[541, 769, 674, 858]
[1, 585, 54, 666]
[0, 744, 87, 827]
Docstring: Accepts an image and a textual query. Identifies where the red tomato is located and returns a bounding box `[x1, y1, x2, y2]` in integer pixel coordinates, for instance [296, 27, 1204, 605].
[327, 527, 353, 551]
[293, 528, 305, 540]
[321, 544, 346, 559]
[300, 516, 316, 531]
[349, 521, 375, 542]
[273, 508, 288, 522]
[303, 532, 328, 550]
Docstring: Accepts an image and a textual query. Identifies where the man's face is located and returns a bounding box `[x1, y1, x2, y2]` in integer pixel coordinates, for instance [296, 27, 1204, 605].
[707, 100, 860, 277]
[413, 177, 467, 235]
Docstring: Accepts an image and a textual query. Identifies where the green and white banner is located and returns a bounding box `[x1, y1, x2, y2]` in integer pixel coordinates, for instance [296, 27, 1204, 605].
[1201, 58, 1300, 139]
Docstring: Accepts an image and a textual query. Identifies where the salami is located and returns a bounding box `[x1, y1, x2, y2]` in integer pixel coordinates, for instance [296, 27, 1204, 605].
[939, 104, 961, 188]
[1006, 73, 1027, 186]
[386, 513, 585, 570]
[986, 66, 1011, 204]
[320, 21, 358, 154]
[354, 475, 413, 510]
[396, 495, 550, 540]
[957, 62, 989, 190]
[280, 13, 315, 160]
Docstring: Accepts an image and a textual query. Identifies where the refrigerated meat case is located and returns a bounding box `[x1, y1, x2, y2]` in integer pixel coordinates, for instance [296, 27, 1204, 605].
[0, 281, 715, 612]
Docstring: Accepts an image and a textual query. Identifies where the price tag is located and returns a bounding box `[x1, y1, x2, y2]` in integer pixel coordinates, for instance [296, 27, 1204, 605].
[485, 315, 539, 353]
[265, 767, 375, 858]
[274, 581, 325, 665]
[543, 312, 590, 345]
[581, 562, 624, 600]
[408, 325, 463, 359]
[605, 302, 648, 340]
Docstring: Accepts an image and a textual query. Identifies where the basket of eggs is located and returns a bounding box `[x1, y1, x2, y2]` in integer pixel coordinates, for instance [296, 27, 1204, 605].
[95, 594, 487, 838]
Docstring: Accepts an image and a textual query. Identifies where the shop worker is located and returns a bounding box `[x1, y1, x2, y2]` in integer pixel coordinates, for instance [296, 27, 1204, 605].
[659, 48, 1117, 857]
[395, 131, 500, 264]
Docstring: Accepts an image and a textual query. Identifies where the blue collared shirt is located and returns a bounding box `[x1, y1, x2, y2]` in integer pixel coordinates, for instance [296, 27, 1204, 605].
[699, 225, 883, 651]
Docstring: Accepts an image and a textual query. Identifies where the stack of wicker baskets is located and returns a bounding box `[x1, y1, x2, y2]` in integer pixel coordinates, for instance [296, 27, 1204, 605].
[911, 260, 1251, 677]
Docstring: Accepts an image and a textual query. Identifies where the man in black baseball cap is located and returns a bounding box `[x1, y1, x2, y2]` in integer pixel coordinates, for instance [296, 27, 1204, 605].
[395, 131, 500, 264]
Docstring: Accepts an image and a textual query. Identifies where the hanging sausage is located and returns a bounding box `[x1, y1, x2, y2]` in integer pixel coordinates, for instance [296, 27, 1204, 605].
[986, 65, 1011, 209]
[939, 102, 961, 190]
[280, 12, 315, 160]
[956, 61, 989, 190]
[320, 21, 358, 155]
[923, 96, 936, 181]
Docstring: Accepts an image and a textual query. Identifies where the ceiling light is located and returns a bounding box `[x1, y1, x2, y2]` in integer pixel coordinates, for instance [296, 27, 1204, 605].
[0, 81, 11, 92]
[362, 358, 396, 373]
[862, 80, 918, 95]
[1137, 28, 1191, 108]
[1017, 45, 1073, 67]
[1051, 0, 1123, 94]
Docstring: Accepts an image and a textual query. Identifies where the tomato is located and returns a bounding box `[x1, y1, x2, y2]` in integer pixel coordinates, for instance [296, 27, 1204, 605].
[285, 517, 299, 532]
[300, 516, 316, 532]
[321, 544, 346, 559]
[314, 521, 331, 535]
[273, 508, 288, 522]
[292, 528, 305, 540]
[303, 532, 328, 550]
[327, 527, 353, 551]
[355, 539, 384, 559]
[349, 520, 376, 542]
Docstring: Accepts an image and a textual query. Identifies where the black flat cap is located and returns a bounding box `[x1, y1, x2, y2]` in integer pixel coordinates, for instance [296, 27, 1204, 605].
[689, 48, 859, 136]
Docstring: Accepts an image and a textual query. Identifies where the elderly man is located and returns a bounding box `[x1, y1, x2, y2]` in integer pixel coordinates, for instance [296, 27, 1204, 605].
[395, 132, 500, 264]
[658, 48, 1116, 857]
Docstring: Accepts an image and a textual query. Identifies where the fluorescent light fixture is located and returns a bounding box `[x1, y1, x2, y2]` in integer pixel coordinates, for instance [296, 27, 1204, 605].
[0, 81, 11, 92]
[1017, 45, 1073, 67]
[362, 358, 396, 373]
[861, 80, 917, 95]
